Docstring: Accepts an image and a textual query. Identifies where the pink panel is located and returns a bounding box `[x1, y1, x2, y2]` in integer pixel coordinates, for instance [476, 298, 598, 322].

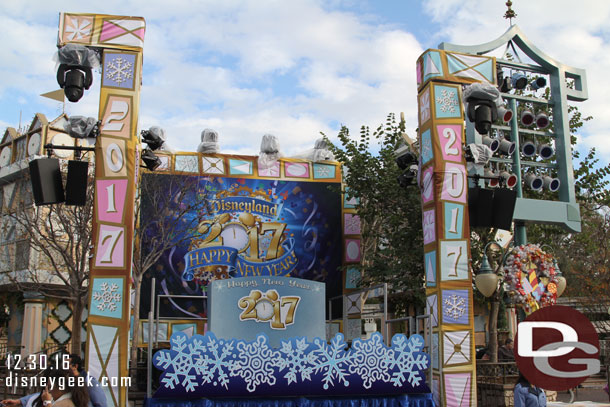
[100, 21, 125, 42]
[285, 162, 310, 178]
[345, 239, 361, 262]
[95, 224, 125, 268]
[258, 162, 280, 177]
[444, 372, 471, 406]
[437, 124, 463, 162]
[97, 179, 128, 224]
[416, 61, 422, 85]
[440, 163, 467, 203]
[344, 214, 361, 235]
[421, 166, 435, 204]
[132, 28, 146, 40]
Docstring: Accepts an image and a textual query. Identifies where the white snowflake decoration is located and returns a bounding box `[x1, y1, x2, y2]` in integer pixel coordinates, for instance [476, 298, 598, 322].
[194, 334, 236, 389]
[443, 294, 466, 320]
[421, 133, 433, 161]
[276, 338, 317, 385]
[313, 333, 354, 389]
[66, 18, 91, 41]
[388, 334, 429, 387]
[154, 333, 200, 392]
[153, 331, 430, 396]
[106, 57, 133, 85]
[349, 333, 391, 389]
[92, 282, 120, 312]
[315, 166, 331, 178]
[231, 335, 280, 392]
[436, 89, 459, 114]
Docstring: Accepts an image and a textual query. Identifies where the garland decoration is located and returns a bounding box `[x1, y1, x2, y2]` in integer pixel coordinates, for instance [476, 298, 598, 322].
[502, 244, 559, 314]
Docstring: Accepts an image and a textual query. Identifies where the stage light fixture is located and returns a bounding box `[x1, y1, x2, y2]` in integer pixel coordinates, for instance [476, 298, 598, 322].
[500, 171, 518, 189]
[525, 173, 544, 191]
[521, 141, 537, 157]
[55, 44, 99, 103]
[531, 77, 547, 90]
[482, 136, 499, 153]
[497, 106, 513, 123]
[543, 175, 560, 192]
[498, 138, 516, 156]
[535, 112, 550, 129]
[520, 110, 535, 127]
[395, 147, 418, 188]
[511, 73, 528, 90]
[484, 169, 499, 188]
[467, 99, 497, 135]
[64, 116, 100, 139]
[538, 144, 554, 160]
[141, 148, 162, 171]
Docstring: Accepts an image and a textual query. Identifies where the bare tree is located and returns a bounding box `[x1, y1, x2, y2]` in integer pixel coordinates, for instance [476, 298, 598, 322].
[130, 169, 209, 363]
[1, 169, 93, 353]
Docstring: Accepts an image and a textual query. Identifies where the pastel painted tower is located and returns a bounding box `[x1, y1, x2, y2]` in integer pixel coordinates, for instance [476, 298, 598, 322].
[58, 13, 145, 407]
[417, 49, 497, 406]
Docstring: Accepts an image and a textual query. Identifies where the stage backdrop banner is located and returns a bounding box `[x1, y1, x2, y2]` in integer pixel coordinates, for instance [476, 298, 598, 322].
[139, 171, 342, 320]
[208, 276, 325, 346]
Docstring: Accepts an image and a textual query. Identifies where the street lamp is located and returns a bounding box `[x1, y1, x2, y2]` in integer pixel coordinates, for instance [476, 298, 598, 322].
[474, 241, 505, 297]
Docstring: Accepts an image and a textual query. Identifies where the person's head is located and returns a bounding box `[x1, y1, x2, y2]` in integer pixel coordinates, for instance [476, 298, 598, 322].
[69, 353, 83, 375]
[505, 338, 514, 349]
[37, 366, 90, 407]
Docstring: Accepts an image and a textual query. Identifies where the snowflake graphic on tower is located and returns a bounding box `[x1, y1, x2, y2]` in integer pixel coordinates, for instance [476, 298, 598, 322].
[92, 282, 120, 312]
[443, 294, 466, 320]
[436, 89, 459, 113]
[106, 56, 134, 85]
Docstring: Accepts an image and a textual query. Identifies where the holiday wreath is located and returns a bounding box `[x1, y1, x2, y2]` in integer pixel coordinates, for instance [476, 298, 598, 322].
[502, 244, 560, 314]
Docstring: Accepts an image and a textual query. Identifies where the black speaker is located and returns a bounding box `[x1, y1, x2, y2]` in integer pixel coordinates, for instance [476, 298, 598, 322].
[468, 187, 494, 228]
[65, 160, 89, 206]
[29, 158, 64, 205]
[492, 188, 517, 230]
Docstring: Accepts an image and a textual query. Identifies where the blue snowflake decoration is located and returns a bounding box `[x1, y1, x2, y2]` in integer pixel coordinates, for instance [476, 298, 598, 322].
[153, 331, 430, 398]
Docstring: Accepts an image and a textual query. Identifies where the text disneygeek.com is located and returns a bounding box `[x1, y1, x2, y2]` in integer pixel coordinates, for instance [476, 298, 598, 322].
[0, 373, 131, 390]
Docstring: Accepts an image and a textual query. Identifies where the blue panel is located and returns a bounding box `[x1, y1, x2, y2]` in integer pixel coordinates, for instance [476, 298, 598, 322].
[443, 202, 464, 239]
[343, 187, 359, 208]
[447, 54, 468, 74]
[345, 267, 360, 289]
[208, 276, 326, 347]
[434, 85, 460, 119]
[420, 129, 433, 165]
[476, 59, 494, 82]
[102, 52, 136, 89]
[153, 331, 430, 398]
[90, 278, 123, 319]
[312, 163, 336, 179]
[423, 51, 443, 82]
[229, 159, 253, 175]
[424, 251, 436, 287]
[441, 289, 469, 325]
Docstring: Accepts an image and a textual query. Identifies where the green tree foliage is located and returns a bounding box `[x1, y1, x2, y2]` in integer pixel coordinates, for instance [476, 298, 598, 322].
[324, 114, 424, 314]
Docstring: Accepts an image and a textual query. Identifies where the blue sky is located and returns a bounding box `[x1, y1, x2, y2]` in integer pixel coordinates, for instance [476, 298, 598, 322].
[1, 0, 609, 172]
